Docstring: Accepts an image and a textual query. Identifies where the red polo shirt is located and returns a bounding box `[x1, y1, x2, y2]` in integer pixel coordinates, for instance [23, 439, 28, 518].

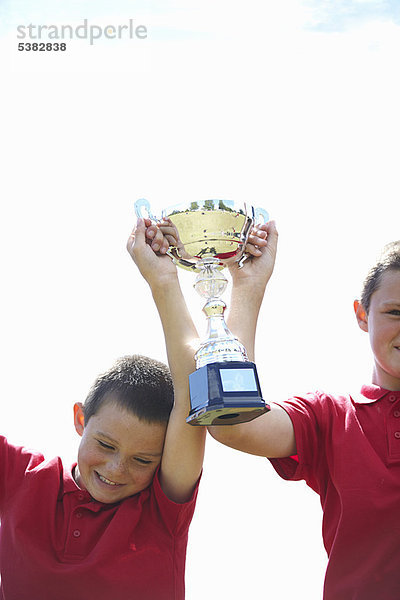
[270, 385, 400, 600]
[0, 436, 199, 600]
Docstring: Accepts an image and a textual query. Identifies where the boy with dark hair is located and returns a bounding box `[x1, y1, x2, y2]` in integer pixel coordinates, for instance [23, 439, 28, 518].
[82, 354, 174, 424]
[209, 233, 400, 599]
[0, 218, 208, 600]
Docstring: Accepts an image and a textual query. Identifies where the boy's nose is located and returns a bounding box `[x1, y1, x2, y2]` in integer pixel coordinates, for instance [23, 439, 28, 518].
[108, 457, 128, 478]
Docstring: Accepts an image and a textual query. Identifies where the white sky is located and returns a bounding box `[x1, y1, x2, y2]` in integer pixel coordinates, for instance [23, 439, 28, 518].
[1, 1, 400, 598]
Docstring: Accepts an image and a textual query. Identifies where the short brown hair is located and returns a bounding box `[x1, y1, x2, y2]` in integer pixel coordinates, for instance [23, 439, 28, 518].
[83, 355, 174, 425]
[360, 241, 400, 313]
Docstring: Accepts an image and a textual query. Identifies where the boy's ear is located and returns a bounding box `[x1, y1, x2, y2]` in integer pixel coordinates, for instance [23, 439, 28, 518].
[354, 300, 368, 332]
[74, 403, 85, 436]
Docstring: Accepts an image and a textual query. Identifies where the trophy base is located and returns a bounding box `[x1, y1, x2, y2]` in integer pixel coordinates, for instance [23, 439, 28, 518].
[186, 403, 269, 426]
[187, 361, 270, 426]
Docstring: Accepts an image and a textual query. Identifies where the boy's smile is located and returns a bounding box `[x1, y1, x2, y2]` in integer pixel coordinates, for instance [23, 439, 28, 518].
[73, 398, 167, 503]
[357, 269, 400, 391]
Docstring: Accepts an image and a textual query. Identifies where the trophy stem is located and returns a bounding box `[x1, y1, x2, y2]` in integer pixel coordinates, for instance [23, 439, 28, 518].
[195, 299, 248, 369]
[193, 258, 227, 300]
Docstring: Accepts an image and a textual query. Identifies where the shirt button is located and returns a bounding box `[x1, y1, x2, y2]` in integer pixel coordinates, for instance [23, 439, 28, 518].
[73, 529, 81, 538]
[75, 512, 83, 519]
[389, 395, 397, 402]
[394, 432, 400, 439]
[394, 411, 400, 418]
[77, 494, 85, 501]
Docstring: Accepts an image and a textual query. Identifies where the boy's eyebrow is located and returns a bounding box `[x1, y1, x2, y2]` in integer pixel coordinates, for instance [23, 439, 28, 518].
[95, 431, 119, 444]
[95, 431, 162, 456]
[135, 452, 163, 457]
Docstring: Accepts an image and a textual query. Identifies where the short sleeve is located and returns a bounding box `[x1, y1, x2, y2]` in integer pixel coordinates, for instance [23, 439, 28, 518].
[149, 468, 201, 537]
[0, 436, 44, 513]
[269, 393, 331, 495]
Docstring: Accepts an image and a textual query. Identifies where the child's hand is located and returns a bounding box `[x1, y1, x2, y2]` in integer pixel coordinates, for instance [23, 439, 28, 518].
[127, 218, 178, 288]
[229, 220, 278, 291]
[143, 217, 178, 255]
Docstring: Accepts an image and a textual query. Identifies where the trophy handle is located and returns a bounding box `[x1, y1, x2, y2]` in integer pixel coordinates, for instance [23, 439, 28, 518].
[237, 206, 269, 269]
[255, 207, 269, 224]
[166, 248, 200, 272]
[134, 198, 157, 221]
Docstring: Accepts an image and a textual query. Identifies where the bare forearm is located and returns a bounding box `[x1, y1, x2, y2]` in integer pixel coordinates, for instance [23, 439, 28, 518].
[150, 276, 197, 391]
[226, 221, 277, 360]
[127, 219, 205, 503]
[150, 276, 205, 502]
[226, 278, 266, 361]
[208, 404, 296, 458]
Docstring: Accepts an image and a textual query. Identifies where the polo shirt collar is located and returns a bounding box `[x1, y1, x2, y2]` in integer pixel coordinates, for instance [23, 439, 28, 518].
[62, 463, 91, 500]
[352, 384, 400, 404]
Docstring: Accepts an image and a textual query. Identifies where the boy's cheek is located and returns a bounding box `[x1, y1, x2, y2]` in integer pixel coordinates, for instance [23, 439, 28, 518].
[78, 445, 101, 470]
[135, 465, 159, 488]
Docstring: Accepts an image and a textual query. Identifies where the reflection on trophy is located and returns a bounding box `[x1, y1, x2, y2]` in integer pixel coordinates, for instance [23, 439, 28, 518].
[135, 198, 271, 426]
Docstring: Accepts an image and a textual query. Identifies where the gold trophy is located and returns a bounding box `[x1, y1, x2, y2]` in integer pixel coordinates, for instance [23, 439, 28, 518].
[135, 198, 271, 425]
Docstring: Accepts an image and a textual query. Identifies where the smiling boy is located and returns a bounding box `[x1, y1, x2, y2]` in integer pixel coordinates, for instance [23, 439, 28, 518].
[0, 218, 206, 600]
[209, 238, 400, 599]
[73, 358, 172, 504]
[74, 399, 166, 502]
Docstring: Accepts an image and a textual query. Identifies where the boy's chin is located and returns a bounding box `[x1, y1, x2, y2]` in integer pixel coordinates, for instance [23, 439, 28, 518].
[89, 486, 129, 503]
[92, 492, 125, 503]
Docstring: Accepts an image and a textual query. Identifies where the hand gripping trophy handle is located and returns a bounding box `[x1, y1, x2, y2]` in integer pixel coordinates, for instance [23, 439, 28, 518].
[134, 198, 271, 426]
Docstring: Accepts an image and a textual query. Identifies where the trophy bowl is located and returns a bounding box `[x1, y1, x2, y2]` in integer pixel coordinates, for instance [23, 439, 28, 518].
[134, 198, 271, 425]
[135, 198, 269, 271]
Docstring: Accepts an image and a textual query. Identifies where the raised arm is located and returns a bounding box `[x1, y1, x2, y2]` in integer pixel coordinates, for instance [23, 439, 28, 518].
[127, 218, 205, 503]
[208, 221, 296, 458]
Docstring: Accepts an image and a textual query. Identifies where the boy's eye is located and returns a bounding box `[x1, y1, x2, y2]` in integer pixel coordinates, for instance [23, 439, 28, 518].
[134, 457, 152, 465]
[388, 310, 400, 316]
[97, 440, 115, 450]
